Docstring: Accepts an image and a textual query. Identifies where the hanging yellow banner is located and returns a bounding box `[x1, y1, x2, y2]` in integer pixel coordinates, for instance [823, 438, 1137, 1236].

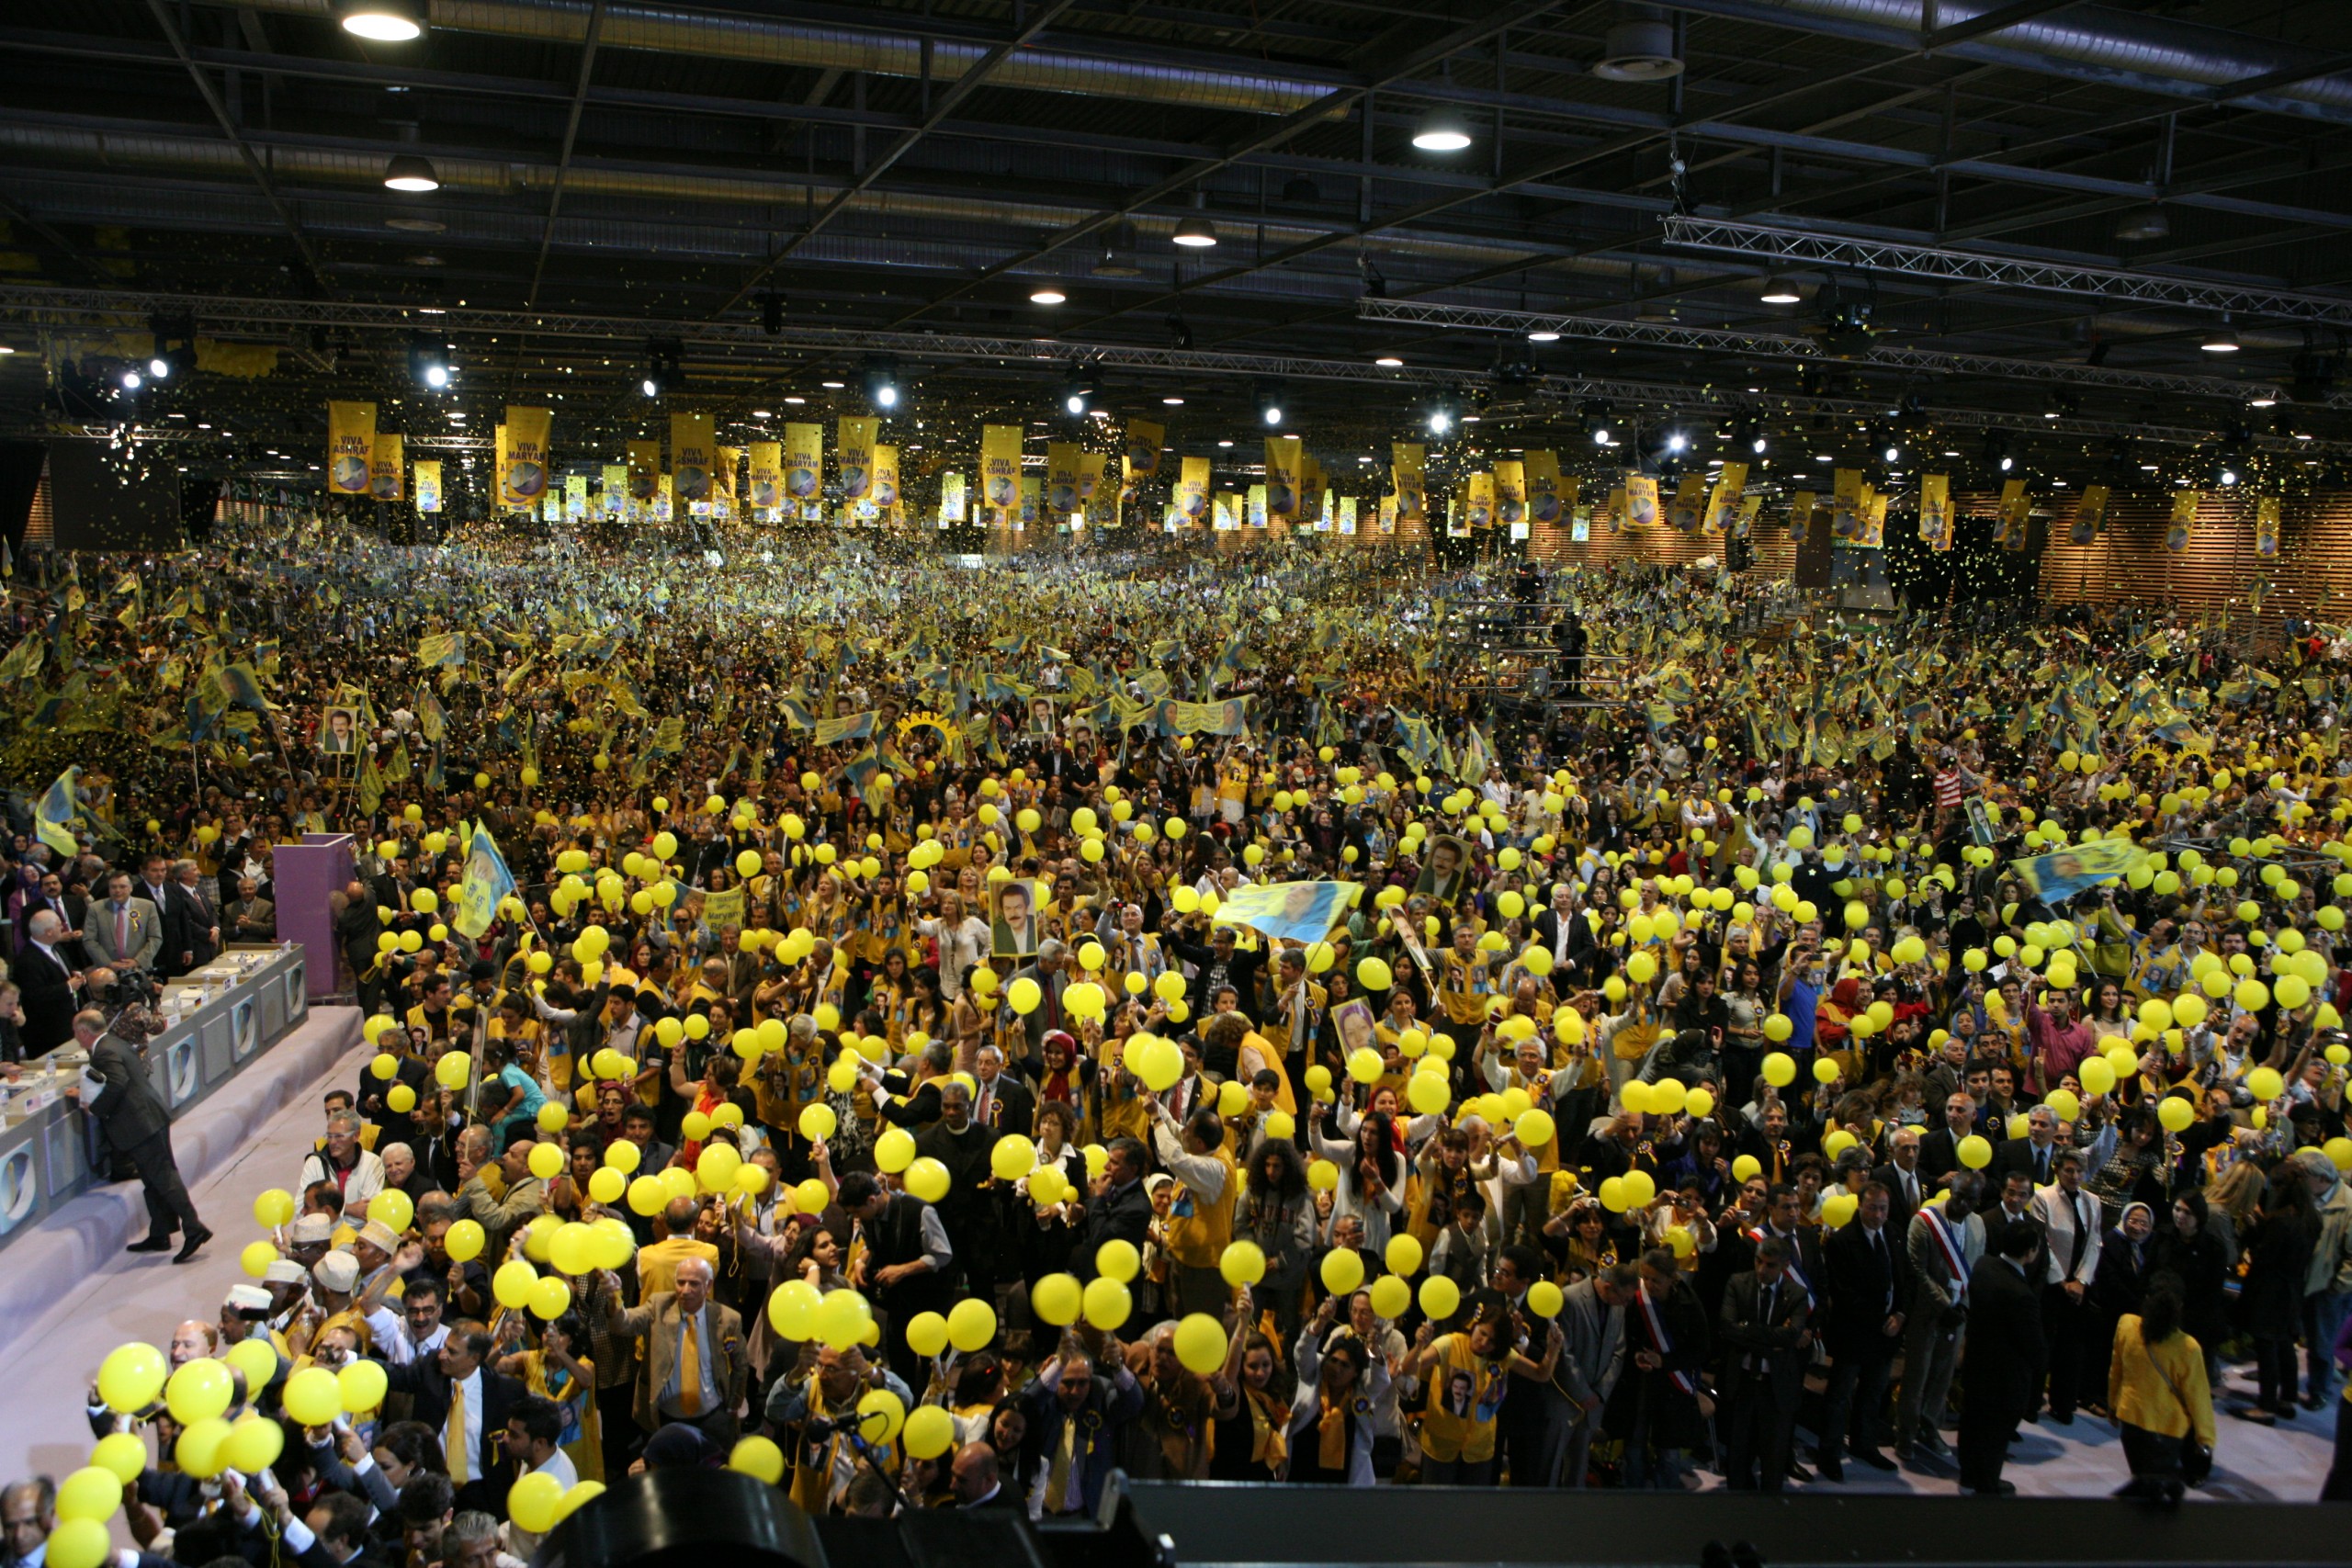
[627, 441, 661, 516]
[1525, 451, 1564, 525]
[504, 406, 551, 507]
[1247, 483, 1268, 529]
[1859, 489, 1887, 547]
[1789, 490, 1815, 546]
[1015, 474, 1040, 532]
[326, 400, 376, 494]
[1378, 493, 1397, 535]
[1664, 473, 1702, 532]
[2165, 490, 2199, 553]
[1391, 443, 1426, 519]
[413, 459, 442, 513]
[369, 433, 404, 502]
[1077, 449, 1109, 525]
[1046, 442, 1082, 516]
[1919, 474, 1951, 551]
[838, 416, 877, 503]
[1176, 455, 1211, 525]
[670, 412, 715, 510]
[785, 423, 824, 516]
[1264, 435, 1302, 518]
[2070, 483, 2109, 546]
[2256, 494, 2280, 558]
[600, 462, 627, 519]
[1830, 468, 1864, 541]
[872, 445, 899, 525]
[1623, 473, 1657, 529]
[654, 472, 674, 524]
[495, 423, 513, 508]
[564, 472, 588, 520]
[1705, 462, 1747, 531]
[748, 442, 783, 515]
[1465, 470, 1495, 529]
[940, 471, 966, 525]
[1338, 496, 1358, 536]
[1125, 419, 1164, 478]
[1997, 479, 2031, 551]
[716, 446, 740, 516]
[980, 424, 1023, 525]
[1493, 460, 1525, 527]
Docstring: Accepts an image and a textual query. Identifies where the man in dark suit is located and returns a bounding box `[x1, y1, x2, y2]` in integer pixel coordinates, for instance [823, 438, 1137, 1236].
[64, 1006, 209, 1260]
[15, 909, 85, 1055]
[139, 854, 204, 978]
[1917, 1089, 1980, 1190]
[1991, 1104, 2064, 1188]
[950, 1442, 1022, 1509]
[382, 1323, 524, 1516]
[1815, 1180, 1909, 1477]
[1871, 1125, 1927, 1236]
[1717, 1236, 1814, 1492]
[1069, 1136, 1152, 1280]
[1957, 1220, 2049, 1495]
[970, 1045, 1034, 1137]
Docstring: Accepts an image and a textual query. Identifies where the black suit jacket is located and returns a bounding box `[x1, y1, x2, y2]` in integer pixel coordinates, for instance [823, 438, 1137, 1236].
[1870, 1161, 1925, 1237]
[1993, 1136, 2059, 1188]
[381, 1357, 523, 1514]
[1823, 1222, 1911, 1358]
[975, 1077, 1035, 1139]
[1069, 1179, 1153, 1280]
[1718, 1269, 1813, 1405]
[16, 941, 81, 1055]
[1917, 1127, 1967, 1188]
[1962, 1255, 2047, 1417]
[85, 1034, 171, 1149]
[142, 881, 201, 973]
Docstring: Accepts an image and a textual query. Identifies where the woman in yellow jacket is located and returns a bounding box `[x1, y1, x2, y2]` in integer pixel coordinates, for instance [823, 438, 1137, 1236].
[2109, 1275, 2216, 1502]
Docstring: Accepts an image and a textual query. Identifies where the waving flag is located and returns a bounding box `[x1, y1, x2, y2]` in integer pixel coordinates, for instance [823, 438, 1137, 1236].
[453, 823, 517, 941]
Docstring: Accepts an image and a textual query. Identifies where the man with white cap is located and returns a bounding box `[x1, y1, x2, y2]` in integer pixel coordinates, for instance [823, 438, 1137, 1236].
[349, 1220, 410, 1357]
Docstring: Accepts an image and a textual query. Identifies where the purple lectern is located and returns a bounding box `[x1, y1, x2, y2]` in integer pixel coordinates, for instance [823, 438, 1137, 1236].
[274, 832, 356, 999]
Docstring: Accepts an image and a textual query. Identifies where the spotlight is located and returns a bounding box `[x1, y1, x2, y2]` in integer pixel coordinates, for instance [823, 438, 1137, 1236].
[2115, 204, 2169, 243]
[1427, 394, 1456, 436]
[1883, 441, 1900, 464]
[339, 1, 424, 41]
[2201, 321, 2240, 354]
[1062, 364, 1093, 416]
[1411, 108, 1473, 152]
[383, 153, 440, 192]
[1526, 329, 1561, 344]
[1360, 258, 1388, 299]
[1665, 431, 1688, 454]
[640, 373, 661, 399]
[1759, 275, 1802, 305]
[407, 333, 450, 389]
[1374, 355, 1404, 368]
[1257, 382, 1284, 426]
[119, 367, 142, 391]
[1029, 287, 1067, 306]
[639, 340, 684, 399]
[1173, 193, 1217, 248]
[863, 357, 902, 411]
[148, 352, 171, 380]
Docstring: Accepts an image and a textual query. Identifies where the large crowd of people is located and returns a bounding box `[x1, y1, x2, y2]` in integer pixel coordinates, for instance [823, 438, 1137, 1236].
[5, 513, 2352, 1568]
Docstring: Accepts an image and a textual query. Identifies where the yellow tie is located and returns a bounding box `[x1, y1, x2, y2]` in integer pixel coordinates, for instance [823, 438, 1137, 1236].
[679, 1312, 705, 1416]
[1045, 1414, 1077, 1512]
[446, 1382, 469, 1484]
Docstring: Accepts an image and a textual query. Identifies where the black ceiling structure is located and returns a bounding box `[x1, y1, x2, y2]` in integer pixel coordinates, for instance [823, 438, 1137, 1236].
[4, 1, 2352, 485]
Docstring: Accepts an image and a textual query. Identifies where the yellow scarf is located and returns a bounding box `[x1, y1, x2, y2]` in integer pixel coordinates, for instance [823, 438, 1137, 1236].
[1246, 1385, 1288, 1469]
[1317, 1393, 1350, 1471]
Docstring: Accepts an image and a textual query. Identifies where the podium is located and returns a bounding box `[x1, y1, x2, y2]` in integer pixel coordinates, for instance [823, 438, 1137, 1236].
[273, 832, 356, 999]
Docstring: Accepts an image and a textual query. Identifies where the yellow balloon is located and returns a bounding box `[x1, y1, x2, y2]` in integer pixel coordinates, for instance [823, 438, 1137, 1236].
[1418, 1275, 1462, 1321]
[163, 1358, 232, 1425]
[947, 1298, 998, 1352]
[1172, 1312, 1227, 1375]
[1032, 1272, 1083, 1326]
[1319, 1247, 1364, 1295]
[903, 1404, 956, 1461]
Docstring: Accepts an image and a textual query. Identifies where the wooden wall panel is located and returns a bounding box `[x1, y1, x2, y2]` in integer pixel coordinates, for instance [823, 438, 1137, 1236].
[1524, 510, 1796, 578]
[2030, 486, 2345, 628]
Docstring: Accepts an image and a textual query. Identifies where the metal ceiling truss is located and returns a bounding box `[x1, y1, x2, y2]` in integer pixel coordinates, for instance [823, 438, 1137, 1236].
[7, 285, 2341, 455]
[1660, 215, 2352, 328]
[1353, 298, 2288, 402]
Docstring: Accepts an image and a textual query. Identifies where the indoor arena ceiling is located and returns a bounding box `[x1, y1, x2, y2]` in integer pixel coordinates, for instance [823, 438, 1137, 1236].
[5, 1, 2352, 472]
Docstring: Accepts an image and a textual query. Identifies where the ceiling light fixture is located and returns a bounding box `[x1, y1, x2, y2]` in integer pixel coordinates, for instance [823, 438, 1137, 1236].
[383, 153, 440, 192]
[2201, 321, 2240, 354]
[1374, 355, 1404, 367]
[339, 1, 424, 42]
[1759, 275, 1802, 305]
[1028, 287, 1067, 306]
[1411, 107, 1473, 152]
[1172, 189, 1217, 248]
[1526, 329, 1561, 344]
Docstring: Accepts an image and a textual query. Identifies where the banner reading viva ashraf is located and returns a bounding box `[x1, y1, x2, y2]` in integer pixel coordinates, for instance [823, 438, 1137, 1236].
[980, 424, 1023, 525]
[1125, 418, 1164, 478]
[670, 412, 715, 509]
[327, 400, 376, 495]
[1176, 456, 1211, 526]
[369, 434, 404, 502]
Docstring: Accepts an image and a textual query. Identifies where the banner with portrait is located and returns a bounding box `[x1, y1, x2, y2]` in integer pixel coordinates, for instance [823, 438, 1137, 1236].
[600, 462, 627, 519]
[1392, 442, 1426, 520]
[1265, 435, 1302, 519]
[326, 400, 376, 495]
[786, 423, 825, 517]
[369, 433, 404, 502]
[2256, 495, 2280, 558]
[504, 406, 551, 509]
[1623, 473, 1657, 530]
[2071, 483, 2109, 546]
[1176, 455, 1211, 526]
[1526, 451, 1566, 525]
[1209, 881, 1361, 946]
[1125, 418, 1164, 479]
[838, 417, 877, 504]
[748, 442, 784, 518]
[628, 440, 662, 516]
[414, 459, 442, 513]
[1917, 475, 1951, 551]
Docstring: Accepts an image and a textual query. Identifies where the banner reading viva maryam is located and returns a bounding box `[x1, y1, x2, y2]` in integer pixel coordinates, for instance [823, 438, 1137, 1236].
[1264, 436, 1302, 519]
[1176, 456, 1211, 525]
[1391, 443, 1426, 520]
[839, 417, 877, 504]
[1125, 419, 1164, 478]
[749, 442, 783, 517]
[503, 406, 551, 506]
[1046, 442, 1082, 517]
[785, 423, 824, 517]
[671, 412, 715, 508]
[326, 400, 376, 495]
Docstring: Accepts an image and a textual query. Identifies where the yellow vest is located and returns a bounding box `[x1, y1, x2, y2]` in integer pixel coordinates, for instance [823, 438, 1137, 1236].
[1165, 1145, 1236, 1269]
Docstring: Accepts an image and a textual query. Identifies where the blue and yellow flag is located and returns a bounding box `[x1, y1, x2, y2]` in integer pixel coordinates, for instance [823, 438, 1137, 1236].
[1208, 880, 1360, 946]
[2010, 839, 2148, 905]
[34, 766, 80, 859]
[415, 631, 467, 669]
[453, 823, 517, 941]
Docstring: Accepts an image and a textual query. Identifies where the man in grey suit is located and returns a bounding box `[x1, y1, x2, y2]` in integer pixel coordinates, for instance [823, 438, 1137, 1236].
[81, 871, 163, 972]
[1547, 1261, 1633, 1487]
[62, 1008, 210, 1261]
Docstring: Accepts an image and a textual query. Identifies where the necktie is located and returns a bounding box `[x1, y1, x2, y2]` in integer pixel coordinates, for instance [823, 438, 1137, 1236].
[2035, 1145, 2049, 1183]
[679, 1310, 705, 1416]
[978, 1084, 994, 1126]
[447, 1378, 470, 1483]
[116, 905, 129, 955]
[1046, 1412, 1079, 1511]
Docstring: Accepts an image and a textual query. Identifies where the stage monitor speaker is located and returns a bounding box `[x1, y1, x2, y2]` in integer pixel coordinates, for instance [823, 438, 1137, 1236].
[44, 440, 183, 550]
